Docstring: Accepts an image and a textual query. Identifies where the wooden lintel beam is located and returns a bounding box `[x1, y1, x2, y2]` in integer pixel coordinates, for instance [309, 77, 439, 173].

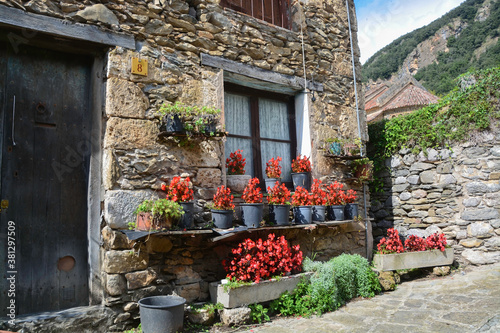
[201, 53, 323, 92]
[0, 6, 135, 49]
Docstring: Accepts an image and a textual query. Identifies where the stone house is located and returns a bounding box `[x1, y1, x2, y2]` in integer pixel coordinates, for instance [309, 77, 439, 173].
[0, 0, 367, 330]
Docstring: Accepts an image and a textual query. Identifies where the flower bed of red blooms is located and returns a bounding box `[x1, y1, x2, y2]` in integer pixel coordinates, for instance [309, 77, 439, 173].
[242, 178, 263, 204]
[310, 179, 327, 206]
[226, 149, 246, 175]
[292, 186, 312, 206]
[162, 176, 194, 202]
[223, 233, 303, 283]
[212, 185, 235, 210]
[377, 228, 448, 254]
[266, 157, 282, 178]
[267, 181, 291, 205]
[291, 155, 312, 173]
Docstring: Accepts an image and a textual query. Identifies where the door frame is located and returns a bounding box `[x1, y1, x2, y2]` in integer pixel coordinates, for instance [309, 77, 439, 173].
[0, 21, 124, 307]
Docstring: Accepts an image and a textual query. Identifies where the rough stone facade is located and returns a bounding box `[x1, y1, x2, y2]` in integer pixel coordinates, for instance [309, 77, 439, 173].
[370, 131, 500, 267]
[0, 0, 367, 331]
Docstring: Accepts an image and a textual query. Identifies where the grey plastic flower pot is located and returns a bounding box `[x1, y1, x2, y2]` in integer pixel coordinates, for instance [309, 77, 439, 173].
[312, 205, 326, 222]
[345, 203, 359, 220]
[240, 203, 264, 228]
[179, 201, 194, 229]
[265, 178, 280, 192]
[291, 172, 311, 191]
[211, 209, 233, 229]
[139, 295, 186, 333]
[294, 206, 313, 224]
[269, 204, 290, 225]
[327, 205, 345, 221]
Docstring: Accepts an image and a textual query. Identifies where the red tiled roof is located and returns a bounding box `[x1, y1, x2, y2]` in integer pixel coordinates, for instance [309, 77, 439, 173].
[381, 83, 439, 112]
[365, 85, 389, 111]
[367, 110, 383, 122]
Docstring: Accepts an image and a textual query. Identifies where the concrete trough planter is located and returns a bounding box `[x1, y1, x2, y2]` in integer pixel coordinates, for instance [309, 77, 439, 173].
[373, 248, 454, 271]
[209, 273, 312, 308]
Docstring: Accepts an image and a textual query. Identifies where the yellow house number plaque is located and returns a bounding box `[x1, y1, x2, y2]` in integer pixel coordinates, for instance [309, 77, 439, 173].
[131, 57, 148, 76]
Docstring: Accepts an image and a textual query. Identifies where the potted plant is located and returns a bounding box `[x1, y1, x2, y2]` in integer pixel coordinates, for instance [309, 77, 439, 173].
[211, 185, 235, 229]
[326, 181, 346, 221]
[373, 228, 453, 271]
[351, 157, 373, 183]
[326, 137, 343, 156]
[163, 176, 194, 229]
[344, 189, 358, 220]
[135, 198, 184, 231]
[265, 157, 282, 192]
[343, 138, 362, 156]
[240, 178, 264, 228]
[158, 101, 188, 134]
[291, 155, 312, 191]
[195, 105, 221, 135]
[310, 179, 327, 222]
[211, 234, 304, 308]
[226, 149, 251, 193]
[292, 186, 313, 224]
[267, 181, 291, 225]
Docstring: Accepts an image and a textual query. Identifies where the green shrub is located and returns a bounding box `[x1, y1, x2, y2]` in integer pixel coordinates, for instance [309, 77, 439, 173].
[270, 254, 380, 317]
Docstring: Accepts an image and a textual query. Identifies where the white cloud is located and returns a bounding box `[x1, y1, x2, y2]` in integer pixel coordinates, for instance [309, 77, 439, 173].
[356, 0, 465, 64]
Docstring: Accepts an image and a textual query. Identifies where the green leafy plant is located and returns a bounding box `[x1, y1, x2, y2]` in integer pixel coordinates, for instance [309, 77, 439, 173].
[135, 198, 184, 230]
[158, 102, 221, 135]
[249, 304, 270, 323]
[222, 277, 252, 292]
[350, 158, 374, 183]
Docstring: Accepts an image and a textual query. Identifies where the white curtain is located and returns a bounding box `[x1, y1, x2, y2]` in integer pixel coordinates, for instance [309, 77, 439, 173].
[225, 93, 254, 176]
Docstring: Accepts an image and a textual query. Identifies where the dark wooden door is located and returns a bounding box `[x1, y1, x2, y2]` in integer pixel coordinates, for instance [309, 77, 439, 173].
[0, 41, 92, 315]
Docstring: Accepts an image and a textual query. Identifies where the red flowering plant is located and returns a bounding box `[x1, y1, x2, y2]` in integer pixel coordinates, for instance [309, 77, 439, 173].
[325, 181, 346, 205]
[291, 155, 312, 173]
[226, 149, 246, 175]
[162, 176, 194, 202]
[265, 157, 282, 178]
[426, 233, 447, 251]
[404, 235, 427, 252]
[310, 179, 327, 206]
[377, 228, 405, 254]
[291, 186, 312, 207]
[267, 181, 291, 205]
[344, 189, 357, 204]
[212, 186, 235, 210]
[222, 233, 303, 283]
[242, 178, 263, 204]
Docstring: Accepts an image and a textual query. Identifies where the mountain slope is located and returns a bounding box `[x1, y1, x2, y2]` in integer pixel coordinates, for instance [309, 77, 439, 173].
[362, 0, 500, 95]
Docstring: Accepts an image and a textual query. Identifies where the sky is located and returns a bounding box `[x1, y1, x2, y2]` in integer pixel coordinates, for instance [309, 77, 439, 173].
[354, 0, 466, 64]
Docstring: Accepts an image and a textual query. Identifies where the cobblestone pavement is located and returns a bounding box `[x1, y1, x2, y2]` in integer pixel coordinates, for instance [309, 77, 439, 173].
[235, 263, 500, 333]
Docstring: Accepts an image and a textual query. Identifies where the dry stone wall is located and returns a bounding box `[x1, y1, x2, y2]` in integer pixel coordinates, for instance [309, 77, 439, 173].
[370, 131, 500, 266]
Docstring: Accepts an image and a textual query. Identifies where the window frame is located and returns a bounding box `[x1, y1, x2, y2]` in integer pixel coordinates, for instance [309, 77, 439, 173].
[224, 83, 297, 188]
[220, 0, 291, 30]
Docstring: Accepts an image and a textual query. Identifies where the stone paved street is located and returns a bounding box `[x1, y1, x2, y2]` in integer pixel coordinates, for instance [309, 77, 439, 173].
[235, 263, 500, 333]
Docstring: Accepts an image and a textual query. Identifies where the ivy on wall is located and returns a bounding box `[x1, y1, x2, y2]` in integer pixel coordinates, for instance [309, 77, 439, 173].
[368, 67, 500, 192]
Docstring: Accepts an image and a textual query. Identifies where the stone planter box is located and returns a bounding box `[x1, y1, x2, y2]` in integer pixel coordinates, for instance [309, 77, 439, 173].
[209, 273, 311, 308]
[373, 248, 454, 271]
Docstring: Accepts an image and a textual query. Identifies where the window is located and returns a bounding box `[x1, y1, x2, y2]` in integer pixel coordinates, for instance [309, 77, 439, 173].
[224, 84, 296, 186]
[220, 0, 290, 29]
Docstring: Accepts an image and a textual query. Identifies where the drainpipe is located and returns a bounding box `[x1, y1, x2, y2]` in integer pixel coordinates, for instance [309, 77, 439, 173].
[345, 0, 370, 259]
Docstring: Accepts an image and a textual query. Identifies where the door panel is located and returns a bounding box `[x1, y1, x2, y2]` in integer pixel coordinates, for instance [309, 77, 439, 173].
[0, 41, 92, 315]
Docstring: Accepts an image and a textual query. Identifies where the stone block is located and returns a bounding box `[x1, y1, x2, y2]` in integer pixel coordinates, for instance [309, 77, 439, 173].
[146, 237, 174, 253]
[436, 163, 452, 174]
[460, 238, 483, 248]
[106, 78, 149, 118]
[420, 170, 436, 184]
[395, 176, 407, 184]
[400, 192, 412, 201]
[463, 197, 481, 207]
[102, 226, 131, 249]
[462, 209, 499, 221]
[462, 249, 500, 265]
[407, 175, 420, 185]
[125, 268, 158, 290]
[467, 222, 495, 238]
[412, 189, 427, 199]
[173, 266, 202, 285]
[104, 117, 159, 150]
[408, 210, 428, 218]
[410, 162, 434, 171]
[75, 4, 119, 25]
[104, 190, 156, 230]
[485, 236, 500, 249]
[466, 182, 489, 195]
[103, 250, 148, 274]
[377, 271, 400, 291]
[105, 274, 127, 296]
[220, 307, 251, 326]
[393, 184, 409, 193]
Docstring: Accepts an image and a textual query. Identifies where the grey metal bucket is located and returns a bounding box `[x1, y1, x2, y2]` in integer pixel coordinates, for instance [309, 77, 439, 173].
[211, 209, 234, 228]
[139, 295, 186, 333]
[345, 203, 359, 220]
[294, 206, 313, 224]
[269, 204, 290, 225]
[241, 203, 264, 228]
[179, 201, 194, 229]
[312, 205, 326, 222]
[327, 205, 345, 221]
[291, 172, 311, 191]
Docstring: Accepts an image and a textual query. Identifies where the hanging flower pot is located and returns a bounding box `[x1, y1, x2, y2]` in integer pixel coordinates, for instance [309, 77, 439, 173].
[161, 114, 184, 134]
[326, 205, 345, 220]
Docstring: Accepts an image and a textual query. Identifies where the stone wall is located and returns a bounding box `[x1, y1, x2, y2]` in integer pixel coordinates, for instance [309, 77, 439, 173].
[370, 131, 500, 266]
